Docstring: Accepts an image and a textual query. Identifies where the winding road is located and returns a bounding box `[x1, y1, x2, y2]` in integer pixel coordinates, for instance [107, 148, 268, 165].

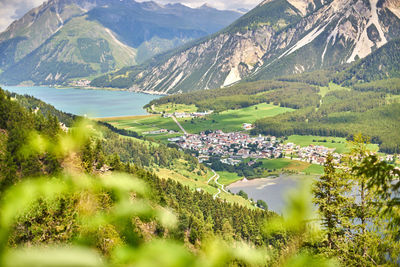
[171, 115, 225, 199]
[208, 169, 227, 199]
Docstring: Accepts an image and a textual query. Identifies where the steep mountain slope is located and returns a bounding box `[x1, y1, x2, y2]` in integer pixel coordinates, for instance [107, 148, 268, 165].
[1, 16, 137, 85]
[0, 0, 241, 85]
[92, 0, 400, 93]
[0, 0, 102, 71]
[335, 38, 400, 84]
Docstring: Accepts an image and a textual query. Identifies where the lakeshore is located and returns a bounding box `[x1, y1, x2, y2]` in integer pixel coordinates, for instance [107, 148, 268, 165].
[227, 174, 315, 213]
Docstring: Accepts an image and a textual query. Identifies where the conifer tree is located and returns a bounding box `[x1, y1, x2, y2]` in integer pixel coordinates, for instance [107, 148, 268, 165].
[313, 154, 350, 249]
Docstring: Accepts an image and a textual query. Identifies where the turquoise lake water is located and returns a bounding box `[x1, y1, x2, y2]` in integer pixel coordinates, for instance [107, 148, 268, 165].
[2, 86, 160, 118]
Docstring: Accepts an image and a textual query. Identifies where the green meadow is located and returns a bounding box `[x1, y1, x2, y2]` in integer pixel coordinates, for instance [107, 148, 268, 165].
[179, 103, 294, 133]
[318, 82, 351, 97]
[102, 103, 294, 139]
[217, 171, 244, 186]
[151, 103, 198, 114]
[259, 158, 291, 169]
[304, 164, 324, 175]
[101, 115, 180, 134]
[259, 158, 324, 175]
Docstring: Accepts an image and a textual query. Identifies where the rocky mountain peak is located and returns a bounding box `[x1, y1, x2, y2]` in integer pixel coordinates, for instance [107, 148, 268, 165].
[287, 0, 316, 15]
[382, 0, 400, 18]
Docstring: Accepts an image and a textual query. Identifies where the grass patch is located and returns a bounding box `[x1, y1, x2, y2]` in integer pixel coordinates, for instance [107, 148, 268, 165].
[156, 168, 217, 195]
[179, 103, 294, 133]
[102, 115, 180, 134]
[155, 167, 254, 209]
[97, 114, 155, 121]
[284, 160, 312, 172]
[319, 82, 351, 97]
[259, 158, 291, 169]
[152, 103, 197, 114]
[244, 158, 324, 177]
[217, 171, 244, 186]
[102, 103, 293, 137]
[305, 164, 325, 175]
[145, 133, 183, 144]
[286, 135, 348, 153]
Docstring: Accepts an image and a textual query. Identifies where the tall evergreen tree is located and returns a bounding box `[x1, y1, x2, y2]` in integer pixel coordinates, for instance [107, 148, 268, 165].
[313, 154, 350, 249]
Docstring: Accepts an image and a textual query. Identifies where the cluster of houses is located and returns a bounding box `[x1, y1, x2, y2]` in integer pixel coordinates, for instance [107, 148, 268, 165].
[283, 143, 339, 165]
[170, 130, 341, 166]
[144, 129, 178, 135]
[242, 123, 254, 130]
[162, 110, 213, 118]
[70, 79, 91, 87]
[170, 130, 400, 170]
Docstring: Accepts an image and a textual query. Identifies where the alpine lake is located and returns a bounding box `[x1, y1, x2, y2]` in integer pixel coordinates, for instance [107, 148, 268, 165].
[2, 86, 161, 118]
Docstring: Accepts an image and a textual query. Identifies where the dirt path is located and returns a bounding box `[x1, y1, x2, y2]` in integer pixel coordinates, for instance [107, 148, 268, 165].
[207, 169, 228, 199]
[172, 116, 188, 135]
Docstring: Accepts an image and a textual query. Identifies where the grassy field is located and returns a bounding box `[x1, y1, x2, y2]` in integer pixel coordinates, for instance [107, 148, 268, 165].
[156, 167, 254, 209]
[179, 103, 294, 133]
[261, 158, 324, 174]
[285, 135, 379, 154]
[240, 158, 325, 179]
[145, 133, 183, 143]
[101, 115, 180, 134]
[152, 103, 197, 114]
[101, 103, 294, 140]
[319, 82, 351, 97]
[259, 158, 291, 169]
[304, 164, 324, 175]
[217, 171, 244, 186]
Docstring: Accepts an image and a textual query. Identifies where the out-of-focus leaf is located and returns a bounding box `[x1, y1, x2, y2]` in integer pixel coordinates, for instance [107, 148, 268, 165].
[156, 208, 177, 229]
[0, 178, 67, 229]
[20, 132, 50, 157]
[4, 247, 104, 267]
[99, 174, 148, 196]
[199, 239, 270, 267]
[112, 240, 195, 267]
[284, 252, 337, 267]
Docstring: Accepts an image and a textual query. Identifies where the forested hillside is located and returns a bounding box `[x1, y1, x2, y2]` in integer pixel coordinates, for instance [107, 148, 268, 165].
[145, 80, 320, 112]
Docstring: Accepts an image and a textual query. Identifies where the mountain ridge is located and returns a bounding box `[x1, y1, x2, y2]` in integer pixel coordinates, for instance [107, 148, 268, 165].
[91, 0, 400, 94]
[0, 0, 241, 85]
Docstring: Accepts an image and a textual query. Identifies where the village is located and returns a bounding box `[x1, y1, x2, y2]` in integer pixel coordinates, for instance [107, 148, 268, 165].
[170, 130, 342, 166]
[162, 110, 214, 118]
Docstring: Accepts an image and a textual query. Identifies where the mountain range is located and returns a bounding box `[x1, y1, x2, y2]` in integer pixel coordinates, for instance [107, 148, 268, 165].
[91, 0, 400, 93]
[0, 0, 241, 85]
